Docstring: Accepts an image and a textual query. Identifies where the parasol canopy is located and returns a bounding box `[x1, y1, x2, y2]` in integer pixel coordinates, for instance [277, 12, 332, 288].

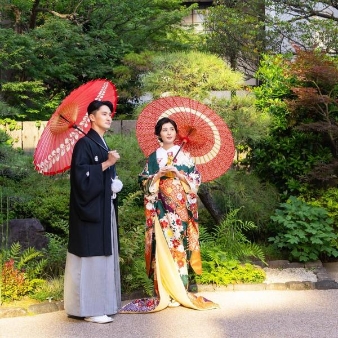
[136, 96, 235, 182]
[33, 79, 118, 175]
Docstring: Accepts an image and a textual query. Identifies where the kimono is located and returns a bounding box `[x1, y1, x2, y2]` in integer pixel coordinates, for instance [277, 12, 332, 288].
[120, 145, 218, 313]
[64, 128, 121, 317]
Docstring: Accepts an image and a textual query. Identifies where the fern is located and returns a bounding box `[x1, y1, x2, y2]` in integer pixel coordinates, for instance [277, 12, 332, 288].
[6, 242, 21, 262]
[199, 226, 214, 244]
[17, 247, 43, 270]
[211, 208, 266, 264]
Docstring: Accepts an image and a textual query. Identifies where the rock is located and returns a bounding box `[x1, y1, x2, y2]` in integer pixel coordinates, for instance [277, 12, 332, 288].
[315, 280, 338, 290]
[28, 302, 59, 314]
[264, 267, 317, 283]
[0, 218, 48, 251]
[0, 307, 27, 318]
[267, 260, 290, 268]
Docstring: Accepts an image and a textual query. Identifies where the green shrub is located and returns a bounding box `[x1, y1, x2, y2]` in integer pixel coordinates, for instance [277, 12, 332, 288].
[209, 170, 280, 236]
[42, 220, 68, 278]
[269, 196, 338, 262]
[1, 258, 45, 303]
[211, 208, 266, 263]
[1, 259, 32, 302]
[0, 243, 46, 303]
[196, 252, 266, 286]
[196, 210, 266, 286]
[31, 276, 64, 302]
[118, 191, 153, 295]
[105, 132, 145, 203]
[303, 187, 338, 232]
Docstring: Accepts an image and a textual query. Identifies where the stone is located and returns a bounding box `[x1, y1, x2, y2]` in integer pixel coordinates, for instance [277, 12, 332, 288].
[304, 261, 322, 269]
[287, 262, 304, 268]
[28, 302, 59, 314]
[286, 281, 315, 290]
[0, 218, 48, 251]
[0, 307, 27, 318]
[266, 283, 287, 290]
[267, 260, 290, 268]
[213, 285, 234, 292]
[315, 280, 338, 290]
[233, 283, 266, 291]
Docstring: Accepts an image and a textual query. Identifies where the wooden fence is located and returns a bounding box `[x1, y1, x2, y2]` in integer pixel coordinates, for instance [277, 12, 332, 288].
[1, 120, 137, 153]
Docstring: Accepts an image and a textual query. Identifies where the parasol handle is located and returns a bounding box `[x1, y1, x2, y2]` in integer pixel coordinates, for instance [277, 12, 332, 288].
[172, 139, 187, 163]
[172, 128, 194, 163]
[59, 114, 109, 152]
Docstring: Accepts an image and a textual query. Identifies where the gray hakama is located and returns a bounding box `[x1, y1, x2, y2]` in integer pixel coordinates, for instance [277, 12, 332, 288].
[64, 202, 121, 317]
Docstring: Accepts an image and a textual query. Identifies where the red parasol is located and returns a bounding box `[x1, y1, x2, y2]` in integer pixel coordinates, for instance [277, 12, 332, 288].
[136, 96, 235, 182]
[33, 79, 118, 175]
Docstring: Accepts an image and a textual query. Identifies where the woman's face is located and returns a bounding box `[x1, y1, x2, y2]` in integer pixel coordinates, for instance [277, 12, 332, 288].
[160, 122, 176, 147]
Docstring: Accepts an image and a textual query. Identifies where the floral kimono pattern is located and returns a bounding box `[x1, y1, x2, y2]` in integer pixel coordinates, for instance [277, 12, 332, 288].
[120, 145, 219, 313]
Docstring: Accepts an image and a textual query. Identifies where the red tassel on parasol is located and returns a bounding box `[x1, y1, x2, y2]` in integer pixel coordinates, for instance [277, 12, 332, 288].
[136, 96, 235, 182]
[33, 79, 118, 175]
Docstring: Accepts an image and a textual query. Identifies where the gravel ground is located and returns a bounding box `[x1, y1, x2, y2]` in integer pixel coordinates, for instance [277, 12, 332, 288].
[1, 290, 338, 338]
[263, 267, 317, 283]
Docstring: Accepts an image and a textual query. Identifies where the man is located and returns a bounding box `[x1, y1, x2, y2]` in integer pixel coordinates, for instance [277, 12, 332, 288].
[64, 100, 121, 324]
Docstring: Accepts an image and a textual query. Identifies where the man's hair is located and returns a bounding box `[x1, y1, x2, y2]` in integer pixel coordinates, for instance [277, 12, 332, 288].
[87, 100, 114, 115]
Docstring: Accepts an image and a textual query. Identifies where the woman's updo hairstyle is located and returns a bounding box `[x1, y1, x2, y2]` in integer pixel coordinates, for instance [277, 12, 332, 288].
[154, 117, 178, 142]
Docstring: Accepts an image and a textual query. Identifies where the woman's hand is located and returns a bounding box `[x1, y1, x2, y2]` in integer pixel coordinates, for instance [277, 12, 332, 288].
[164, 165, 179, 175]
[154, 165, 186, 182]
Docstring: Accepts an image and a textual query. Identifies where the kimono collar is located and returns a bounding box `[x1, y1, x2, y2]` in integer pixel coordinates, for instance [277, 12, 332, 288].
[156, 145, 180, 167]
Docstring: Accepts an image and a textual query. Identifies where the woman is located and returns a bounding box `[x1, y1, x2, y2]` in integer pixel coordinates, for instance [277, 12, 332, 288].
[64, 100, 122, 324]
[120, 117, 218, 313]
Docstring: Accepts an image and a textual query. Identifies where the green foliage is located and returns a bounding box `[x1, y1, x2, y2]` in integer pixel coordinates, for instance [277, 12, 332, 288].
[303, 188, 338, 232]
[0, 100, 20, 121]
[249, 53, 334, 194]
[105, 132, 145, 202]
[11, 174, 70, 230]
[31, 276, 64, 302]
[0, 135, 30, 181]
[196, 209, 266, 286]
[210, 94, 271, 148]
[196, 253, 266, 286]
[265, 1, 338, 55]
[0, 0, 199, 120]
[269, 196, 338, 262]
[42, 220, 68, 278]
[1, 81, 49, 120]
[118, 191, 153, 295]
[1, 243, 46, 303]
[248, 131, 332, 194]
[140, 51, 244, 100]
[209, 170, 280, 235]
[203, 0, 267, 75]
[212, 208, 266, 263]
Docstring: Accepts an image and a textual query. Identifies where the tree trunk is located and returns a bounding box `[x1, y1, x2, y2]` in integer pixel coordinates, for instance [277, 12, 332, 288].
[198, 184, 224, 224]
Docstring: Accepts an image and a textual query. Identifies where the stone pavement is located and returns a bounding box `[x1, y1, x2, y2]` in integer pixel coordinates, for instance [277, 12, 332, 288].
[1, 261, 338, 337]
[323, 262, 338, 281]
[1, 289, 338, 338]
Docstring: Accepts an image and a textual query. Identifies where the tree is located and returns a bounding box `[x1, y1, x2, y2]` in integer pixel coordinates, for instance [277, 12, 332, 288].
[248, 49, 338, 194]
[203, 1, 338, 77]
[139, 51, 244, 100]
[203, 0, 270, 77]
[0, 0, 199, 120]
[284, 48, 338, 187]
[265, 0, 338, 55]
